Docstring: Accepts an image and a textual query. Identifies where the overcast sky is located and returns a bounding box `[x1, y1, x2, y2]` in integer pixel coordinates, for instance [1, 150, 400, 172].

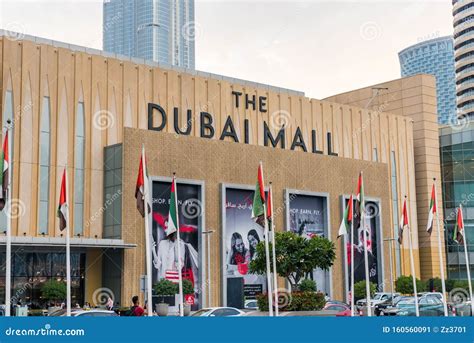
[0, 0, 453, 99]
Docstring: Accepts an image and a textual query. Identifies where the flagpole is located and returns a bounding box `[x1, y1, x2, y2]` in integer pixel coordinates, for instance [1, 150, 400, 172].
[405, 196, 419, 317]
[143, 146, 153, 316]
[260, 163, 273, 316]
[5, 122, 11, 316]
[174, 173, 185, 317]
[459, 204, 474, 316]
[350, 197, 355, 317]
[65, 165, 71, 317]
[360, 172, 372, 317]
[433, 179, 448, 316]
[269, 183, 278, 316]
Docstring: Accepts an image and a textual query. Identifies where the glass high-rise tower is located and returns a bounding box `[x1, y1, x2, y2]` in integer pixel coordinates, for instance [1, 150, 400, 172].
[398, 36, 457, 124]
[453, 0, 474, 118]
[103, 0, 195, 69]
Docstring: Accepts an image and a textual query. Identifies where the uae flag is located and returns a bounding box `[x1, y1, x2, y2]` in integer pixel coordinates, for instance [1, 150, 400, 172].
[338, 195, 353, 238]
[167, 175, 179, 237]
[266, 185, 273, 226]
[453, 206, 465, 245]
[426, 184, 436, 235]
[57, 168, 68, 231]
[251, 162, 266, 227]
[0, 132, 9, 211]
[135, 147, 150, 218]
[398, 197, 409, 245]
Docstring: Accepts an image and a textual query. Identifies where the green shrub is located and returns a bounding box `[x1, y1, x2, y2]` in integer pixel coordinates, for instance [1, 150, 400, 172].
[453, 280, 470, 292]
[298, 279, 317, 292]
[354, 280, 376, 300]
[41, 280, 66, 303]
[182, 279, 194, 295]
[395, 275, 427, 294]
[153, 279, 177, 296]
[256, 291, 326, 312]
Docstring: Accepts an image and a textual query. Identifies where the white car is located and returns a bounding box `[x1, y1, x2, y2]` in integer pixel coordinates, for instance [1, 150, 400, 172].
[49, 309, 118, 317]
[191, 307, 244, 317]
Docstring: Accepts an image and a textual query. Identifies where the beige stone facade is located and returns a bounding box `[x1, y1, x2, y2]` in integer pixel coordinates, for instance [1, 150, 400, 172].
[0, 32, 442, 307]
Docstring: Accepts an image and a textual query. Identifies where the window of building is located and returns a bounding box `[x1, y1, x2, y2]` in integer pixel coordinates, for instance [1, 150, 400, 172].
[74, 102, 85, 235]
[38, 97, 51, 234]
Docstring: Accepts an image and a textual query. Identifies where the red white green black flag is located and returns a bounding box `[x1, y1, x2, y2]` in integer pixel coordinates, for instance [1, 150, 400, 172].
[167, 175, 179, 237]
[266, 184, 273, 227]
[426, 184, 436, 235]
[135, 146, 150, 218]
[398, 197, 409, 245]
[453, 206, 465, 245]
[0, 132, 9, 211]
[57, 168, 68, 231]
[338, 195, 353, 238]
[252, 162, 266, 227]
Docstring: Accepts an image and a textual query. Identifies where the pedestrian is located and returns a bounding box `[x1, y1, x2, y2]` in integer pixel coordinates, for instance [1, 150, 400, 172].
[128, 295, 144, 316]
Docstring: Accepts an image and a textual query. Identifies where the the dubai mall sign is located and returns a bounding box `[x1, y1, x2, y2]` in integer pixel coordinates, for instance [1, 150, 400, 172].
[147, 91, 338, 156]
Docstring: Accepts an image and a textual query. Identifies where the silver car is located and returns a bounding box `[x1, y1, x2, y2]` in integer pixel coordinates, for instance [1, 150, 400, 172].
[49, 309, 118, 317]
[191, 307, 244, 317]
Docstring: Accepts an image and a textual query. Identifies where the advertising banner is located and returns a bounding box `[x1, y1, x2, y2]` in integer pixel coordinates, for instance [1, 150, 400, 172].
[287, 192, 330, 294]
[345, 198, 381, 288]
[224, 187, 267, 309]
[151, 180, 202, 310]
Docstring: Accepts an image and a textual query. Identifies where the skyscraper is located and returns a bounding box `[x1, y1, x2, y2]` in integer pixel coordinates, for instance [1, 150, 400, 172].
[103, 0, 195, 69]
[453, 0, 474, 118]
[398, 36, 456, 124]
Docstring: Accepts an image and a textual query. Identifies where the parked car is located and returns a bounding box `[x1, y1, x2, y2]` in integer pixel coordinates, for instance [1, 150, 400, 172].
[323, 303, 358, 317]
[356, 292, 400, 312]
[191, 307, 244, 317]
[453, 301, 472, 316]
[378, 296, 412, 316]
[48, 309, 118, 317]
[325, 300, 349, 307]
[418, 292, 444, 302]
[244, 300, 258, 310]
[0, 305, 5, 316]
[397, 294, 452, 316]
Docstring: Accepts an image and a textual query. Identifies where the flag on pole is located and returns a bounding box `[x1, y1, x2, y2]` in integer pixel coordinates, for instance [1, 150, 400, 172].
[266, 185, 272, 224]
[398, 197, 409, 244]
[426, 184, 436, 235]
[168, 176, 179, 236]
[0, 132, 9, 211]
[453, 206, 464, 245]
[57, 169, 68, 231]
[356, 172, 364, 210]
[135, 148, 150, 217]
[252, 163, 266, 227]
[338, 195, 353, 238]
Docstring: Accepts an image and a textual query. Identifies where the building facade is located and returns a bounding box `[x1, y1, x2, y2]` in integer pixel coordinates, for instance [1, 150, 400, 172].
[453, 0, 474, 117]
[0, 32, 444, 309]
[103, 0, 195, 69]
[439, 124, 474, 281]
[398, 36, 456, 124]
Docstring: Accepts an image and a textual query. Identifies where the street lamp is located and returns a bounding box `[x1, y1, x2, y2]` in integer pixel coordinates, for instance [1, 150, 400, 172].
[135, 23, 160, 59]
[202, 230, 214, 307]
